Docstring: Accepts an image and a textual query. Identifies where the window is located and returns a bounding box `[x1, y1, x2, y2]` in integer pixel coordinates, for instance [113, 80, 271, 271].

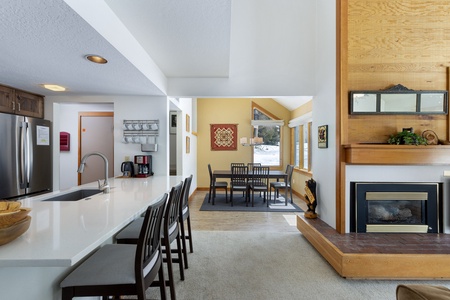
[302, 122, 311, 170]
[252, 104, 282, 168]
[290, 114, 312, 172]
[294, 127, 300, 167]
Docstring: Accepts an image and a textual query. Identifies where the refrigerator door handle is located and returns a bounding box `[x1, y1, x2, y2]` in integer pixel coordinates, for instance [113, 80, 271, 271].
[25, 121, 31, 188]
[18, 121, 28, 189]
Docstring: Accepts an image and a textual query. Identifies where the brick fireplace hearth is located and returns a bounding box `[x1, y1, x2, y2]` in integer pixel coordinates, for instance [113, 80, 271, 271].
[297, 214, 450, 279]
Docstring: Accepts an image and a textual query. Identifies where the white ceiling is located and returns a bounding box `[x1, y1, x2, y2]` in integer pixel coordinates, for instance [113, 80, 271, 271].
[105, 0, 232, 78]
[0, 0, 312, 111]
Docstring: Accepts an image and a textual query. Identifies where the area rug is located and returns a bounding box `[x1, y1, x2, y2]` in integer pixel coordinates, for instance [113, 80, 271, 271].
[200, 193, 303, 212]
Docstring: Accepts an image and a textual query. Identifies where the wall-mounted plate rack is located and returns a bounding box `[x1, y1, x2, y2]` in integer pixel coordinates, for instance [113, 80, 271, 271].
[122, 120, 159, 151]
[123, 120, 159, 135]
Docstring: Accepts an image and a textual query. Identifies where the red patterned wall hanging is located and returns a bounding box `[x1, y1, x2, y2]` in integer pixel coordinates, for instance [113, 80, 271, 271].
[210, 124, 238, 151]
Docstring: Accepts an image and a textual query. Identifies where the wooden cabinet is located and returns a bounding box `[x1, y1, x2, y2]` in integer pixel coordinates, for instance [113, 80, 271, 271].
[0, 85, 15, 114]
[0, 85, 44, 118]
[15, 90, 44, 118]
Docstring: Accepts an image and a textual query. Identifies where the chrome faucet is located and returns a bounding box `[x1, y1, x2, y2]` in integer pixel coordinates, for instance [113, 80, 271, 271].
[77, 152, 110, 194]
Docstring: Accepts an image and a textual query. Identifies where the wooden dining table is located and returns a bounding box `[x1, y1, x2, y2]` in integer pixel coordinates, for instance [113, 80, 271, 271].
[212, 169, 289, 203]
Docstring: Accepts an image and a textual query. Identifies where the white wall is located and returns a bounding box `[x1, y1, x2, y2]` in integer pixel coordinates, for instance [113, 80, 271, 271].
[114, 97, 168, 177]
[46, 95, 169, 191]
[169, 97, 197, 194]
[168, 0, 316, 97]
[59, 103, 113, 189]
[312, 0, 337, 227]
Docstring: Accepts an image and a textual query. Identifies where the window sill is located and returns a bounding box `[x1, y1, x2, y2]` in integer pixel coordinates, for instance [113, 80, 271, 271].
[294, 168, 313, 177]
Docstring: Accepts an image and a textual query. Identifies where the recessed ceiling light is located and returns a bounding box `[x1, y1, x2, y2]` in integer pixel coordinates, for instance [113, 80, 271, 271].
[40, 84, 66, 92]
[85, 55, 108, 64]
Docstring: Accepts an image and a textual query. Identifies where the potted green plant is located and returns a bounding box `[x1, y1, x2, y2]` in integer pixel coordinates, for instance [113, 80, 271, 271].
[387, 130, 428, 145]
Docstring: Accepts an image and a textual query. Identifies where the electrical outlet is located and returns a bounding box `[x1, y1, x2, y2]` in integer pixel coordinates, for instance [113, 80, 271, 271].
[124, 156, 130, 161]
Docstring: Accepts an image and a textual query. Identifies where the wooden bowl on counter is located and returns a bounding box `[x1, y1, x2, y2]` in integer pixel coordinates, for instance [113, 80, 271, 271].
[0, 208, 31, 229]
[0, 216, 31, 246]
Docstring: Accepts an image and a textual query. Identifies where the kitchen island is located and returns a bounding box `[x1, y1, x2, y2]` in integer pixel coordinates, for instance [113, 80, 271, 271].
[0, 175, 183, 300]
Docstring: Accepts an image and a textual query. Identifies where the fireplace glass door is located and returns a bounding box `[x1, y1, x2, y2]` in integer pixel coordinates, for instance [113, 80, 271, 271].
[366, 192, 427, 232]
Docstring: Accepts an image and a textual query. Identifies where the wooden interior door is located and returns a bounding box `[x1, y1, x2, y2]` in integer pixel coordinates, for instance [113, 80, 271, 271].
[78, 112, 114, 185]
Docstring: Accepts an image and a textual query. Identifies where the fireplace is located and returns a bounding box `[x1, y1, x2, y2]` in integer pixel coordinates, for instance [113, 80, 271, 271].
[350, 182, 442, 233]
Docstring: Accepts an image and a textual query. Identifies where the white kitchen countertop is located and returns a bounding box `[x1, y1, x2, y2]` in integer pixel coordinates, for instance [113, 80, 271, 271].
[0, 175, 183, 267]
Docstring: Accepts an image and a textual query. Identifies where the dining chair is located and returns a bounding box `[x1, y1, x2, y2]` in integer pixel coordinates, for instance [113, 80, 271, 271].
[208, 164, 228, 204]
[60, 193, 168, 300]
[231, 163, 246, 197]
[179, 175, 193, 269]
[231, 162, 245, 167]
[161, 181, 185, 300]
[270, 164, 294, 205]
[248, 166, 270, 207]
[248, 162, 262, 195]
[230, 165, 249, 206]
[247, 162, 261, 172]
[116, 182, 185, 300]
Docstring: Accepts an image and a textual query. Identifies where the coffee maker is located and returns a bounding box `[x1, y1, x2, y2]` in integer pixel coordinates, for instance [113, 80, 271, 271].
[134, 155, 153, 177]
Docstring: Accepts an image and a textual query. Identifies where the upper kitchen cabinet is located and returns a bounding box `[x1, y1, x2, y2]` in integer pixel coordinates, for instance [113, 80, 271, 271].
[0, 84, 44, 118]
[15, 90, 44, 118]
[0, 85, 15, 115]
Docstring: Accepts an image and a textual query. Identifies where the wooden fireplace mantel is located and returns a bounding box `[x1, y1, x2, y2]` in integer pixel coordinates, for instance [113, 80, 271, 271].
[344, 143, 450, 165]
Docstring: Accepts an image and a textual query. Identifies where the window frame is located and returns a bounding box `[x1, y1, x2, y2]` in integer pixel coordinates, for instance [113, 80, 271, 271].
[291, 119, 312, 174]
[251, 102, 283, 169]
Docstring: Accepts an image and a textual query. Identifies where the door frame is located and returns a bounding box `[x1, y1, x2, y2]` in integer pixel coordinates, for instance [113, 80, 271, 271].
[78, 111, 114, 185]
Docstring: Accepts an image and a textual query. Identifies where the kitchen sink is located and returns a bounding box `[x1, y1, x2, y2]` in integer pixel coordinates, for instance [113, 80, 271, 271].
[42, 189, 102, 201]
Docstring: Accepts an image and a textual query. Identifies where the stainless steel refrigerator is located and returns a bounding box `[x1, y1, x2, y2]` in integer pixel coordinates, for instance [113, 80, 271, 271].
[0, 113, 52, 199]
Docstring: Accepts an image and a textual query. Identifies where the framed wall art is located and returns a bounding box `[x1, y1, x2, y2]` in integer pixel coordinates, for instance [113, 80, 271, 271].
[210, 124, 238, 151]
[186, 114, 190, 132]
[186, 136, 190, 154]
[318, 125, 328, 148]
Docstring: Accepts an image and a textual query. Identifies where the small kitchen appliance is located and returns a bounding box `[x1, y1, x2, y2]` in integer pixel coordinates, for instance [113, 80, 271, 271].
[120, 161, 134, 177]
[134, 155, 153, 177]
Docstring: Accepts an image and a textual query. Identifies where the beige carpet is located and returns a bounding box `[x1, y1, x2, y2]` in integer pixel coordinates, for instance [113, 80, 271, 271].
[130, 230, 450, 300]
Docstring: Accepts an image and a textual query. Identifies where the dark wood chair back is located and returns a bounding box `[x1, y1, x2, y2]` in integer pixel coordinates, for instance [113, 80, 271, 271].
[135, 193, 167, 295]
[247, 162, 261, 172]
[286, 165, 294, 186]
[230, 165, 249, 206]
[164, 182, 184, 240]
[180, 175, 193, 217]
[179, 175, 194, 266]
[231, 165, 248, 187]
[250, 166, 270, 187]
[230, 162, 245, 168]
[162, 181, 185, 298]
[207, 164, 228, 204]
[208, 164, 213, 183]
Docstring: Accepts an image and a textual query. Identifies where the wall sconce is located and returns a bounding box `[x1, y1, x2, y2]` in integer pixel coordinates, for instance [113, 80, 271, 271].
[240, 136, 263, 146]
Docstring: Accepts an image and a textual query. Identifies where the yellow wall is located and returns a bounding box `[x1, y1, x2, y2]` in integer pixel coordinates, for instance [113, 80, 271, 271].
[197, 98, 291, 188]
[291, 99, 312, 119]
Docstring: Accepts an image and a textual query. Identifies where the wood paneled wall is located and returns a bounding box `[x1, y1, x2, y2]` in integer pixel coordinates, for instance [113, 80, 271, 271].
[344, 0, 450, 144]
